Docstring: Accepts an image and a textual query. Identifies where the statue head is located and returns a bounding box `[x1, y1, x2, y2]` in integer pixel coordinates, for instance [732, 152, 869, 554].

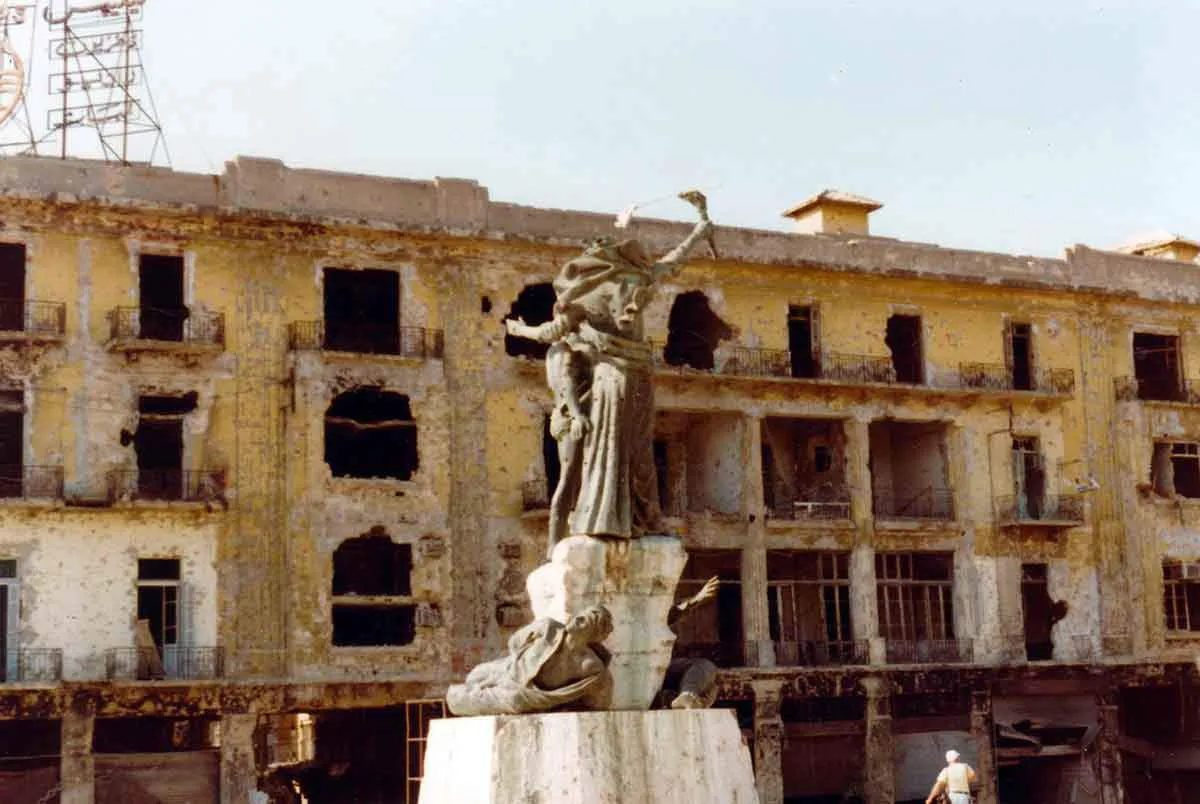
[565, 605, 613, 644]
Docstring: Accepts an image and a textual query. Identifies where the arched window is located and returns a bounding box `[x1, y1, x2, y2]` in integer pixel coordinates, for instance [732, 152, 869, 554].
[324, 388, 418, 480]
[331, 529, 415, 647]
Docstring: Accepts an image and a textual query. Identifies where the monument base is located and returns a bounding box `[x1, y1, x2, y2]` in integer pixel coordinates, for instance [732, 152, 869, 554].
[417, 709, 759, 804]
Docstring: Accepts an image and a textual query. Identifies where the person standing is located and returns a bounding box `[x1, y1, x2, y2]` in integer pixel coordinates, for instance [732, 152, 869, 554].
[926, 749, 977, 804]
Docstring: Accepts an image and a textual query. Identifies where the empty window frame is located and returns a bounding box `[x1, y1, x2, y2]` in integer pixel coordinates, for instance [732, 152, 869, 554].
[885, 314, 923, 384]
[1163, 561, 1200, 633]
[767, 551, 852, 652]
[1170, 443, 1200, 498]
[787, 305, 819, 379]
[325, 389, 418, 480]
[0, 559, 16, 682]
[0, 390, 22, 499]
[138, 254, 186, 341]
[134, 395, 193, 500]
[1006, 321, 1034, 391]
[673, 550, 743, 667]
[323, 268, 401, 354]
[1133, 332, 1183, 401]
[0, 243, 26, 332]
[137, 558, 181, 651]
[1012, 436, 1046, 519]
[875, 552, 954, 643]
[332, 531, 416, 646]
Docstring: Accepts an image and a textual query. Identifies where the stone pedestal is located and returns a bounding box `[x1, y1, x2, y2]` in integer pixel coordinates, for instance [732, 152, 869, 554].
[526, 535, 687, 710]
[418, 709, 759, 804]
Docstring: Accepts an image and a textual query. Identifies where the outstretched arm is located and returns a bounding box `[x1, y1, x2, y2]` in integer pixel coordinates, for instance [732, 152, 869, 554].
[668, 576, 720, 627]
[655, 217, 714, 281]
[506, 309, 580, 343]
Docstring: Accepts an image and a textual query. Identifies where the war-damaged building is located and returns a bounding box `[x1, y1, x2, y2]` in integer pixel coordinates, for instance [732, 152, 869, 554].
[0, 155, 1197, 803]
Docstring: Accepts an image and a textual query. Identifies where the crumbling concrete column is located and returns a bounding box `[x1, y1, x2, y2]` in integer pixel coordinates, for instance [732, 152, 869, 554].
[741, 413, 772, 667]
[969, 691, 998, 804]
[861, 675, 895, 804]
[843, 417, 872, 526]
[220, 714, 260, 804]
[1097, 692, 1125, 804]
[61, 705, 95, 804]
[751, 679, 786, 804]
[850, 544, 880, 663]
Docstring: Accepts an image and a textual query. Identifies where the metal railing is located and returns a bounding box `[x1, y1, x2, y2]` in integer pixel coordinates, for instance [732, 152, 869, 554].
[886, 638, 973, 664]
[0, 465, 64, 499]
[774, 639, 870, 667]
[108, 306, 225, 346]
[107, 468, 226, 503]
[0, 299, 66, 338]
[672, 640, 747, 668]
[521, 479, 551, 511]
[958, 362, 1075, 394]
[105, 646, 225, 680]
[1114, 375, 1200, 404]
[767, 489, 852, 521]
[0, 649, 63, 682]
[873, 486, 955, 520]
[820, 352, 898, 384]
[288, 320, 445, 358]
[995, 493, 1084, 525]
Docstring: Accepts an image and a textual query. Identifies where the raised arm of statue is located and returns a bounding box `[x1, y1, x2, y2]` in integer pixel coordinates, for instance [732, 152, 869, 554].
[654, 217, 715, 281]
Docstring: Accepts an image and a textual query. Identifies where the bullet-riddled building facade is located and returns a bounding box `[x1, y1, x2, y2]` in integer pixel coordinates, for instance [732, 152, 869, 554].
[0, 155, 1197, 803]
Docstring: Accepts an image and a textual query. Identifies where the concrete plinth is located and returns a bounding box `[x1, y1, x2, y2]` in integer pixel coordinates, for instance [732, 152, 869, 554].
[526, 535, 687, 710]
[417, 709, 759, 804]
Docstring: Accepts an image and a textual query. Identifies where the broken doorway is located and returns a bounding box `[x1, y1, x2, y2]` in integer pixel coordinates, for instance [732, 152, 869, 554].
[885, 314, 923, 384]
[1133, 332, 1183, 401]
[1007, 322, 1034, 391]
[1021, 563, 1054, 660]
[0, 390, 22, 498]
[788, 305, 819, 379]
[135, 395, 193, 500]
[761, 417, 848, 519]
[324, 268, 401, 354]
[0, 242, 25, 332]
[869, 420, 953, 519]
[1012, 437, 1045, 520]
[139, 254, 186, 341]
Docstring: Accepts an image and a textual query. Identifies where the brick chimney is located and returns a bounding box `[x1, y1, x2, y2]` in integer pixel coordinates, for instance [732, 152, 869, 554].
[782, 190, 882, 235]
[1117, 233, 1200, 264]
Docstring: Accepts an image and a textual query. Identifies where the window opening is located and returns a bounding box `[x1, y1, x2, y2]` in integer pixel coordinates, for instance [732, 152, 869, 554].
[503, 283, 556, 359]
[1133, 332, 1182, 401]
[1012, 436, 1045, 519]
[885, 314, 923, 384]
[673, 550, 742, 667]
[136, 558, 180, 651]
[767, 551, 852, 664]
[0, 243, 26, 332]
[325, 388, 418, 480]
[868, 420, 952, 519]
[875, 552, 955, 654]
[664, 291, 732, 371]
[761, 418, 848, 519]
[0, 390, 22, 499]
[1171, 443, 1200, 498]
[323, 268, 401, 354]
[1163, 561, 1200, 632]
[787, 304, 819, 379]
[1021, 563, 1054, 660]
[1007, 322, 1034, 391]
[332, 530, 416, 646]
[138, 254, 186, 342]
[133, 394, 194, 500]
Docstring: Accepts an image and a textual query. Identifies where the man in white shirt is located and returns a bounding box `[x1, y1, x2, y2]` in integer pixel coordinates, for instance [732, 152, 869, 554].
[925, 749, 976, 804]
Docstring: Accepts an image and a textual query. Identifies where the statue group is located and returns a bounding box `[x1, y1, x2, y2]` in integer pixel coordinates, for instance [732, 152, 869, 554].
[447, 193, 718, 717]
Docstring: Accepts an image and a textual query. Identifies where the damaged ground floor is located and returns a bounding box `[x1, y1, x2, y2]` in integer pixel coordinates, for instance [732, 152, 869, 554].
[0, 662, 1195, 804]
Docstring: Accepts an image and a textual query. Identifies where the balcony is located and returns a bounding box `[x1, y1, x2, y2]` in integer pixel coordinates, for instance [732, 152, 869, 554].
[873, 486, 955, 521]
[105, 646, 225, 681]
[107, 306, 225, 352]
[766, 490, 851, 522]
[0, 649, 63, 682]
[107, 468, 226, 504]
[959, 362, 1075, 395]
[1114, 376, 1200, 404]
[0, 299, 66, 342]
[0, 465, 64, 500]
[995, 493, 1085, 528]
[886, 638, 973, 664]
[773, 639, 870, 667]
[288, 321, 444, 359]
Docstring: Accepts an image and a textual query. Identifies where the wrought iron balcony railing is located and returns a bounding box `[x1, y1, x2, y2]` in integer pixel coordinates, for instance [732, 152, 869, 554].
[107, 468, 226, 504]
[1114, 375, 1200, 404]
[773, 639, 870, 667]
[108, 306, 225, 347]
[0, 465, 64, 500]
[521, 479, 551, 511]
[819, 352, 898, 385]
[105, 646, 225, 681]
[995, 493, 1085, 526]
[958, 362, 1075, 394]
[0, 649, 63, 683]
[767, 489, 852, 521]
[885, 638, 973, 664]
[288, 320, 445, 359]
[0, 299, 66, 338]
[873, 486, 955, 521]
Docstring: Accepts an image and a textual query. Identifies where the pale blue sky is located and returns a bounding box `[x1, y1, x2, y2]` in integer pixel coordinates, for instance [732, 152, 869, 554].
[132, 0, 1197, 256]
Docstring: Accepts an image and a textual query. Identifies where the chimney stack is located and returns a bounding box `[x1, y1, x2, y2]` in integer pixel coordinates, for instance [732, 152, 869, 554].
[782, 190, 882, 236]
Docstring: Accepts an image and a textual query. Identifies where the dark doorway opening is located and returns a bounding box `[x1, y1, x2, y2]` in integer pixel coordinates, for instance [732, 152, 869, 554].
[324, 268, 401, 354]
[1008, 322, 1033, 391]
[788, 305, 818, 379]
[504, 283, 556, 359]
[1022, 563, 1053, 660]
[664, 291, 733, 371]
[137, 558, 180, 652]
[1012, 437, 1045, 520]
[0, 390, 22, 498]
[139, 254, 186, 341]
[1133, 332, 1182, 401]
[0, 243, 26, 332]
[885, 314, 923, 384]
[135, 395, 193, 500]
